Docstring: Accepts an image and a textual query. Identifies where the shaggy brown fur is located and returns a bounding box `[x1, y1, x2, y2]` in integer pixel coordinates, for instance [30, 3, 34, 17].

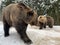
[38, 15, 47, 29]
[38, 15, 54, 29]
[2, 2, 38, 44]
[30, 11, 38, 26]
[46, 16, 54, 28]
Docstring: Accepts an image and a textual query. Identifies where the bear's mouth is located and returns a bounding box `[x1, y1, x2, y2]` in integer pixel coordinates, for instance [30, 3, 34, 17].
[24, 17, 33, 24]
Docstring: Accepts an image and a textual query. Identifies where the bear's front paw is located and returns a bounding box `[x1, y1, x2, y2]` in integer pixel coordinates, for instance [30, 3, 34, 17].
[39, 27, 43, 29]
[24, 39, 32, 44]
[23, 38, 32, 44]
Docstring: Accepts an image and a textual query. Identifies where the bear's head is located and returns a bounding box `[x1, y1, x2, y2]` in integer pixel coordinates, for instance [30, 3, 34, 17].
[17, 3, 38, 24]
[38, 15, 47, 24]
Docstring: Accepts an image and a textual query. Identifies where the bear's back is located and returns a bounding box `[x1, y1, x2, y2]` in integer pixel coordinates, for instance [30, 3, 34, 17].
[2, 3, 21, 26]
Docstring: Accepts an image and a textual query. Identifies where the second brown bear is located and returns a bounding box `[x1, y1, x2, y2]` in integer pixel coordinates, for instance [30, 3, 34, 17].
[38, 15, 54, 29]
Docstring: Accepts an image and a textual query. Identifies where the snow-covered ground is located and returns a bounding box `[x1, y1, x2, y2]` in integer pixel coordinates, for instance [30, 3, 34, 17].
[0, 22, 27, 45]
[27, 24, 60, 45]
[0, 21, 60, 45]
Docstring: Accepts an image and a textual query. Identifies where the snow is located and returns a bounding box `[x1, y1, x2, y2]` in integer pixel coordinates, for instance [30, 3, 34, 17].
[0, 21, 60, 45]
[26, 24, 60, 45]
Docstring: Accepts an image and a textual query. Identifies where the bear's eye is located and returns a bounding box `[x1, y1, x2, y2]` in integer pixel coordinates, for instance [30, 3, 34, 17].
[40, 17, 42, 18]
[27, 10, 34, 16]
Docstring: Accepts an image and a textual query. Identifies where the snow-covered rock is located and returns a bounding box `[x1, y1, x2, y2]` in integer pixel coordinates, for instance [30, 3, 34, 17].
[26, 24, 60, 45]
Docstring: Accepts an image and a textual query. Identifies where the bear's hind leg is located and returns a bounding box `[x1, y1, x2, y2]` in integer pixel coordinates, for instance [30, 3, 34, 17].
[3, 18, 10, 37]
[48, 25, 53, 28]
[48, 23, 53, 28]
[3, 22, 10, 37]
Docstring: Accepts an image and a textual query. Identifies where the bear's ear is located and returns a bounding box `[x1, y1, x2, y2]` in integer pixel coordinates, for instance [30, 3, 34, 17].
[17, 5, 23, 10]
[18, 3, 26, 7]
[40, 16, 42, 18]
[17, 2, 27, 9]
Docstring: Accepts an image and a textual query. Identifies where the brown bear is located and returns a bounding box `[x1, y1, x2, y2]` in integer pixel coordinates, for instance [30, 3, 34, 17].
[38, 15, 54, 29]
[38, 15, 47, 29]
[46, 16, 54, 28]
[2, 2, 38, 44]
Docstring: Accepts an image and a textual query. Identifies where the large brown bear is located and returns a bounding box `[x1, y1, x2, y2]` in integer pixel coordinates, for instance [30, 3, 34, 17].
[38, 15, 54, 29]
[2, 2, 37, 44]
